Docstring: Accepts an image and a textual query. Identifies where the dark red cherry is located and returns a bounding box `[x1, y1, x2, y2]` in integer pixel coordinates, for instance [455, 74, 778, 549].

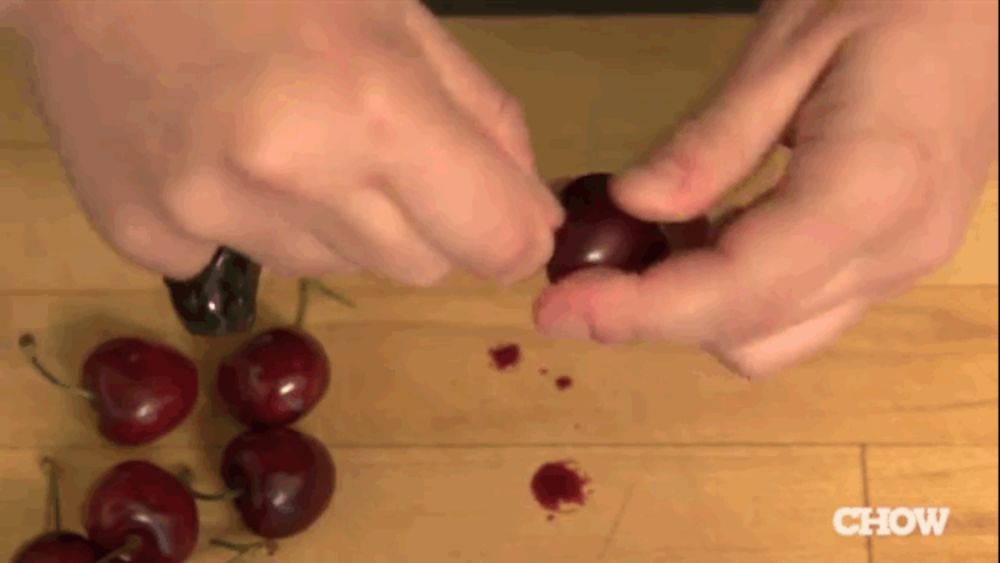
[84, 461, 198, 563]
[546, 173, 715, 283]
[217, 327, 329, 428]
[15, 458, 101, 562]
[222, 427, 335, 538]
[660, 215, 712, 252]
[19, 334, 199, 447]
[546, 173, 670, 283]
[13, 532, 100, 563]
[164, 247, 262, 336]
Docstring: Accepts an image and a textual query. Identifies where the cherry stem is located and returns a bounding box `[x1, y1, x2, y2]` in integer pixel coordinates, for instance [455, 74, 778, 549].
[175, 466, 243, 501]
[211, 538, 279, 562]
[293, 278, 355, 328]
[40, 457, 61, 531]
[190, 487, 244, 502]
[18, 333, 94, 401]
[95, 535, 142, 563]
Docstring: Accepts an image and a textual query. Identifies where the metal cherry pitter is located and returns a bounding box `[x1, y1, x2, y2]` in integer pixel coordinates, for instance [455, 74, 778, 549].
[164, 247, 263, 336]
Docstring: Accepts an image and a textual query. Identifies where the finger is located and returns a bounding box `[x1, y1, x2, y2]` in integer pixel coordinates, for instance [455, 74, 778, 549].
[307, 185, 453, 287]
[405, 3, 563, 228]
[406, 2, 535, 172]
[740, 145, 965, 330]
[535, 135, 916, 346]
[160, 165, 359, 276]
[71, 172, 217, 280]
[372, 68, 559, 284]
[227, 57, 557, 284]
[611, 5, 858, 221]
[94, 196, 218, 280]
[709, 298, 868, 380]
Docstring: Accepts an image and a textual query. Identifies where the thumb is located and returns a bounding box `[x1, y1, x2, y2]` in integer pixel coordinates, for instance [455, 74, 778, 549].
[612, 5, 857, 221]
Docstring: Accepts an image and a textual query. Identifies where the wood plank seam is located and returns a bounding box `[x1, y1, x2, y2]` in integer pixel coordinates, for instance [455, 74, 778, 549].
[861, 444, 874, 563]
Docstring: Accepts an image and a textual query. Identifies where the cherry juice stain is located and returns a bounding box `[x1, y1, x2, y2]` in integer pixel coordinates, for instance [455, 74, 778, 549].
[554, 375, 573, 391]
[531, 461, 590, 513]
[488, 343, 521, 371]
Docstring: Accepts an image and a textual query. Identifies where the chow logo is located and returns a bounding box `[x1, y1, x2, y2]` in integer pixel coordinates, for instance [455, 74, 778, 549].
[833, 507, 950, 537]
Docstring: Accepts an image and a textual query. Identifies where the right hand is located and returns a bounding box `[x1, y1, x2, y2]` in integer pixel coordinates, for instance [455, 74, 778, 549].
[15, 0, 562, 285]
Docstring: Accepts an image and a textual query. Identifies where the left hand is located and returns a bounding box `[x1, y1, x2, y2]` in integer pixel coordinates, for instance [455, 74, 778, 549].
[534, 0, 998, 378]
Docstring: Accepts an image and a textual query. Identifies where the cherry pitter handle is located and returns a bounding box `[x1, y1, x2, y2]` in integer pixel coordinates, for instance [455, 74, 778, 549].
[164, 247, 262, 336]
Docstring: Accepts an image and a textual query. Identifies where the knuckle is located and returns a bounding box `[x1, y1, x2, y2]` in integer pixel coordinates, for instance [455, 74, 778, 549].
[104, 206, 154, 260]
[231, 139, 296, 190]
[355, 57, 414, 144]
[913, 229, 963, 275]
[358, 74, 399, 130]
[853, 129, 944, 212]
[404, 263, 451, 288]
[481, 230, 536, 279]
[159, 180, 217, 238]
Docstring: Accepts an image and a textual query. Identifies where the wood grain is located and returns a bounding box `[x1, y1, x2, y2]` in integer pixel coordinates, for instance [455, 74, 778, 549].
[867, 446, 999, 563]
[0, 284, 995, 450]
[0, 146, 996, 291]
[1, 445, 867, 563]
[0, 14, 996, 563]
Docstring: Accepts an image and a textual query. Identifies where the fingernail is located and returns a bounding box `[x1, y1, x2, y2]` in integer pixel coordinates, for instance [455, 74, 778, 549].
[620, 158, 683, 193]
[539, 314, 591, 340]
[534, 291, 591, 340]
[538, 185, 565, 229]
[614, 167, 679, 215]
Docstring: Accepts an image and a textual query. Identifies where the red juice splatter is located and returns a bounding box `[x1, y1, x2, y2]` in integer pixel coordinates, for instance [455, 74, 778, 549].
[488, 343, 521, 370]
[531, 461, 590, 512]
[555, 375, 573, 390]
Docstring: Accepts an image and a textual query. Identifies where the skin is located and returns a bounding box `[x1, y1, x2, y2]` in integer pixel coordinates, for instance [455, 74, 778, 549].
[5, 1, 996, 377]
[535, 0, 999, 377]
[8, 1, 562, 286]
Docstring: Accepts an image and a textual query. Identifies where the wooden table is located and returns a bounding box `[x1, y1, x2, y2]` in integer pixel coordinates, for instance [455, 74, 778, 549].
[1, 15, 996, 563]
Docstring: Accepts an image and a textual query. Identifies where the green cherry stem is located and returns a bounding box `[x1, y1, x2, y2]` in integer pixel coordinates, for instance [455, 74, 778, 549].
[293, 278, 356, 328]
[190, 487, 244, 502]
[95, 535, 142, 563]
[18, 333, 95, 401]
[175, 465, 243, 501]
[40, 457, 61, 531]
[211, 538, 279, 562]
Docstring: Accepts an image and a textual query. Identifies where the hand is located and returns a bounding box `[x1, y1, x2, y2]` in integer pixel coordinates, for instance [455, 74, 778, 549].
[14, 1, 561, 285]
[534, 0, 998, 377]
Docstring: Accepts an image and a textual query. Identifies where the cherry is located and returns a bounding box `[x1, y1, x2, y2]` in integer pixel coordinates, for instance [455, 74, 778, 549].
[14, 533, 100, 563]
[221, 427, 335, 538]
[660, 215, 712, 253]
[216, 279, 350, 429]
[13, 458, 100, 563]
[217, 327, 329, 428]
[164, 246, 262, 336]
[19, 334, 199, 447]
[546, 173, 712, 283]
[84, 460, 198, 563]
[547, 173, 669, 283]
